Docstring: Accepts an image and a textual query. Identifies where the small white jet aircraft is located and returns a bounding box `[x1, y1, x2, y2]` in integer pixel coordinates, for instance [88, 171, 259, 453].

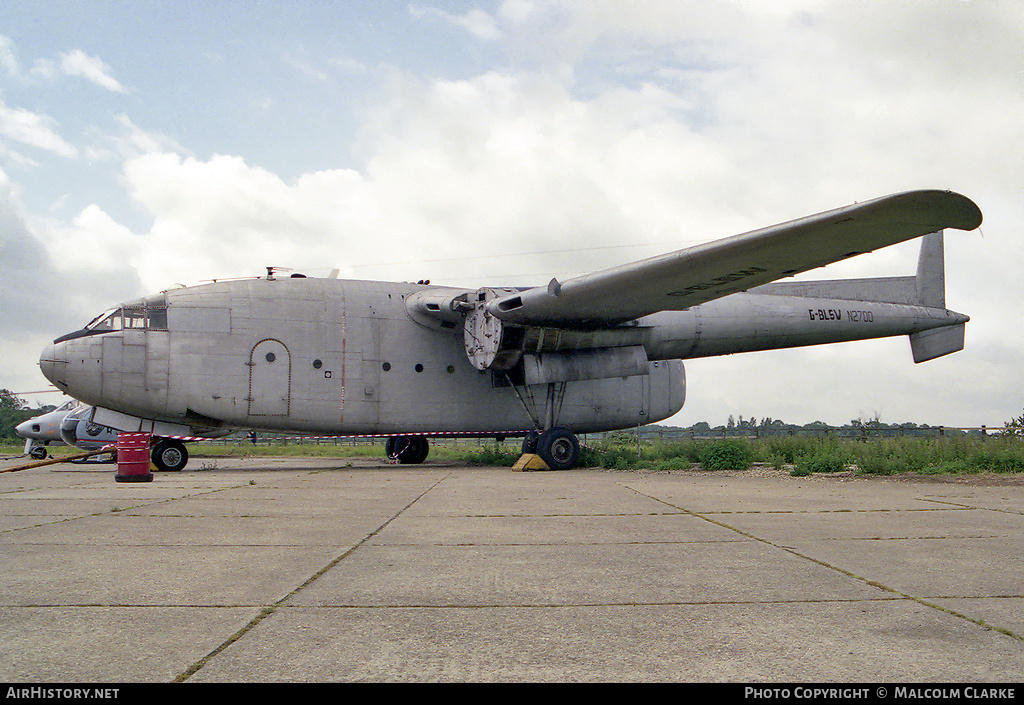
[38, 190, 981, 471]
[15, 400, 118, 459]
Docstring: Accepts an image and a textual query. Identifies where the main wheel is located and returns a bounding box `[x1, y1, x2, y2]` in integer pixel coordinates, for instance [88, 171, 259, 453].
[386, 435, 430, 464]
[521, 430, 541, 454]
[151, 439, 189, 472]
[536, 428, 580, 470]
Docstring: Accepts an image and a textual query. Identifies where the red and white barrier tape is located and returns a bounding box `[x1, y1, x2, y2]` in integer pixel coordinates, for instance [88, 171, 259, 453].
[143, 430, 533, 442]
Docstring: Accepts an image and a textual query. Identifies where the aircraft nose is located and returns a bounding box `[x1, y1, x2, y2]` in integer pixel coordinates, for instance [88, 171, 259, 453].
[14, 419, 35, 438]
[39, 343, 56, 383]
[39, 342, 66, 388]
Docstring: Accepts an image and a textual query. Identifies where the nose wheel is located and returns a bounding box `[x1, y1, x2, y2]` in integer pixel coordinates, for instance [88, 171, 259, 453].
[151, 439, 189, 472]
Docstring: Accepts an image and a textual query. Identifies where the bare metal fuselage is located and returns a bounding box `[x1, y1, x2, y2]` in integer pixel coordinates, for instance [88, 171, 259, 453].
[39, 272, 965, 439]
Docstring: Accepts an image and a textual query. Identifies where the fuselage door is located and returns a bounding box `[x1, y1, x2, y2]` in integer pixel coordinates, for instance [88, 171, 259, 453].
[248, 339, 291, 417]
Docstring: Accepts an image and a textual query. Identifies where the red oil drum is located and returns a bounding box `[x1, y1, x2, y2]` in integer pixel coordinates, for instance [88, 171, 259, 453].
[115, 432, 153, 483]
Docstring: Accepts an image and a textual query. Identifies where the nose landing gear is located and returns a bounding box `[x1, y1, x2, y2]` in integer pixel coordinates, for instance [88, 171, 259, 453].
[151, 439, 189, 472]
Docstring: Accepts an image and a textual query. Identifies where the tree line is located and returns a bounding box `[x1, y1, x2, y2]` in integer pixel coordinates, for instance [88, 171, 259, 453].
[0, 389, 55, 440]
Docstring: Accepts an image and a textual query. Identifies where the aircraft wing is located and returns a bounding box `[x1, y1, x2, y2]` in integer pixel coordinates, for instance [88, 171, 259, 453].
[487, 190, 982, 327]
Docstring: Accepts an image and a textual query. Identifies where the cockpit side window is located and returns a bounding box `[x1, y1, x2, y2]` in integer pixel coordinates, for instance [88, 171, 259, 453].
[148, 306, 168, 331]
[122, 307, 148, 329]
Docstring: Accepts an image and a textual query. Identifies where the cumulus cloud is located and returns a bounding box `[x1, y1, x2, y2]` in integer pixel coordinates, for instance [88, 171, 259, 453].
[58, 49, 128, 93]
[410, 6, 504, 41]
[0, 100, 78, 158]
[0, 36, 131, 164]
[117, 153, 375, 287]
[0, 35, 128, 92]
[0, 35, 20, 76]
[351, 71, 758, 284]
[40, 204, 138, 275]
[0, 168, 142, 390]
[108, 114, 190, 160]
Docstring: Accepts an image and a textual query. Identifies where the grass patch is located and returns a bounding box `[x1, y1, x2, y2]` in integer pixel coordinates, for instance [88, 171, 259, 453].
[5, 434, 1022, 476]
[584, 433, 1024, 475]
[460, 444, 520, 466]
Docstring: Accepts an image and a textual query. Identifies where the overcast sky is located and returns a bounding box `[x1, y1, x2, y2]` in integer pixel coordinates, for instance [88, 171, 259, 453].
[1, 0, 1021, 428]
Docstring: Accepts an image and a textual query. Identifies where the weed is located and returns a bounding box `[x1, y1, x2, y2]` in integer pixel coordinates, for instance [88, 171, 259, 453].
[578, 445, 603, 468]
[599, 445, 639, 469]
[649, 455, 696, 472]
[698, 439, 754, 470]
[461, 445, 519, 466]
[795, 453, 850, 474]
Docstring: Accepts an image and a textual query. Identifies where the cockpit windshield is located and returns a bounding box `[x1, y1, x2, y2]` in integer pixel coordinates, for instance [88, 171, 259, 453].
[55, 293, 170, 344]
[84, 308, 119, 332]
[83, 294, 168, 333]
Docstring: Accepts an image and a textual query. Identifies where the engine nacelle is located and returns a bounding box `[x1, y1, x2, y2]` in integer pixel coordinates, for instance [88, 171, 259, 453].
[59, 406, 117, 450]
[404, 287, 471, 332]
[521, 345, 650, 385]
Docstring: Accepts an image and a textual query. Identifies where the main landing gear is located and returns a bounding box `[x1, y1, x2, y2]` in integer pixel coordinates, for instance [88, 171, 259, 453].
[386, 435, 430, 464]
[514, 380, 582, 471]
[522, 427, 581, 471]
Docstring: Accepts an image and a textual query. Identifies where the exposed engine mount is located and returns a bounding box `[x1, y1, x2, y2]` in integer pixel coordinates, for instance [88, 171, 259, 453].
[463, 287, 525, 371]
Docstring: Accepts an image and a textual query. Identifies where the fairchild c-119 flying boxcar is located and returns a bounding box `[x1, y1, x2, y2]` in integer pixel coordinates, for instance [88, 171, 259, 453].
[39, 190, 982, 472]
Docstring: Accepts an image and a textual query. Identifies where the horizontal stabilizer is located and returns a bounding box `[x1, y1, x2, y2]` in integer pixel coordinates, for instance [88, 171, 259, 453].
[910, 323, 965, 363]
[751, 230, 947, 307]
[751, 276, 919, 304]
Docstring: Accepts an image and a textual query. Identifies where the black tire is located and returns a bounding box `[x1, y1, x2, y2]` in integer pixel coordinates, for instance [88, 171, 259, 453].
[151, 440, 188, 472]
[521, 430, 540, 454]
[536, 428, 580, 470]
[387, 435, 429, 464]
[29, 446, 47, 460]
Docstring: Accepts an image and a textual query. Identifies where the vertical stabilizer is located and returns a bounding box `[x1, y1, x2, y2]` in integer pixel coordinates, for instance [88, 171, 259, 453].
[909, 229, 968, 362]
[915, 231, 945, 308]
